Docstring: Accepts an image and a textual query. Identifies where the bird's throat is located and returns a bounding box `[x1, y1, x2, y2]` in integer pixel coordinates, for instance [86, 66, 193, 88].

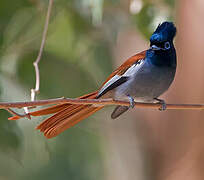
[147, 48, 176, 67]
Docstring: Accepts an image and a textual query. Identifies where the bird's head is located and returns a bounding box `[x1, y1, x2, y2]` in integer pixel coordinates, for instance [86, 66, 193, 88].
[150, 22, 176, 51]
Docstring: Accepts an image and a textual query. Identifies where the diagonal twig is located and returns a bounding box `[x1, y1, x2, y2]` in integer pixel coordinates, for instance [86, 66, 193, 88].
[23, 0, 54, 115]
[31, 0, 54, 101]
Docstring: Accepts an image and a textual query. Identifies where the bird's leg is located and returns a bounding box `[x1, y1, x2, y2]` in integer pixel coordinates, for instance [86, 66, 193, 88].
[127, 95, 135, 108]
[154, 98, 166, 111]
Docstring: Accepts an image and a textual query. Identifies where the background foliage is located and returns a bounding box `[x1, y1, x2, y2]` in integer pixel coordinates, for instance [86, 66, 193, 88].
[0, 0, 174, 179]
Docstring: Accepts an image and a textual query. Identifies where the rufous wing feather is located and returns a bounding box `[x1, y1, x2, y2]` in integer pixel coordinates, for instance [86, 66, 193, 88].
[41, 105, 103, 138]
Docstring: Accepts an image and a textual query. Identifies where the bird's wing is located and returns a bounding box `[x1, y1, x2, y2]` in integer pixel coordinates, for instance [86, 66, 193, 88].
[97, 50, 146, 98]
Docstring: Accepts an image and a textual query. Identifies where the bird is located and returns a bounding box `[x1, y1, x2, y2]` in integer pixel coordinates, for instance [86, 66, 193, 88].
[9, 21, 177, 139]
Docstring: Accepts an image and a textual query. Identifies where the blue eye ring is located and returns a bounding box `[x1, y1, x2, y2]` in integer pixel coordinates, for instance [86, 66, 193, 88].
[164, 41, 170, 50]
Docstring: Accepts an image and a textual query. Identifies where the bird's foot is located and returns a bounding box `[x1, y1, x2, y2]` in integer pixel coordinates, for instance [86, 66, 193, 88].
[127, 95, 135, 108]
[154, 98, 166, 111]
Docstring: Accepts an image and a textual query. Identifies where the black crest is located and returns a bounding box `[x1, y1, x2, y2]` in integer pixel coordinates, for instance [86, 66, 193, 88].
[151, 22, 176, 42]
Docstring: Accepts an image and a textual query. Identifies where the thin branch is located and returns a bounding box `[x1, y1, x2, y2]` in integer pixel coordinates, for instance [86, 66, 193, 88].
[0, 98, 204, 110]
[24, 0, 53, 115]
[31, 0, 53, 101]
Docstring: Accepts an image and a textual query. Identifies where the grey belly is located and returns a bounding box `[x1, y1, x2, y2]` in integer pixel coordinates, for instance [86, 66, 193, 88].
[114, 63, 176, 101]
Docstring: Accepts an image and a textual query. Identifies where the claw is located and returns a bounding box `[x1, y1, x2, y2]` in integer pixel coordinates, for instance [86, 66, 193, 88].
[127, 95, 135, 108]
[154, 98, 166, 111]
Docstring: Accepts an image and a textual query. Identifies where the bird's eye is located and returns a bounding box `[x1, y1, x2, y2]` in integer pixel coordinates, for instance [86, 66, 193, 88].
[164, 41, 170, 50]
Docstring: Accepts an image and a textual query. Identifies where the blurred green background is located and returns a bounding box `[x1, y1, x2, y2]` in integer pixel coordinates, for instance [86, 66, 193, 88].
[0, 0, 180, 179]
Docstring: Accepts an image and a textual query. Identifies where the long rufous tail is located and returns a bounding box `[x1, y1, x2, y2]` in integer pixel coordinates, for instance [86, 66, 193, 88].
[8, 91, 103, 138]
